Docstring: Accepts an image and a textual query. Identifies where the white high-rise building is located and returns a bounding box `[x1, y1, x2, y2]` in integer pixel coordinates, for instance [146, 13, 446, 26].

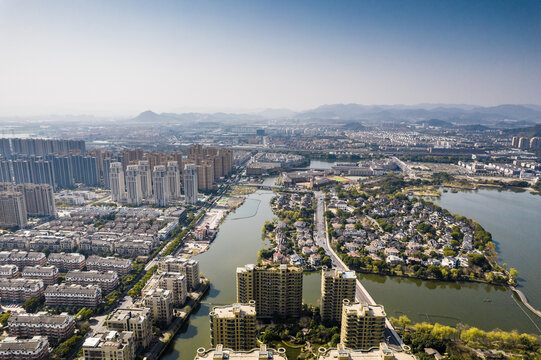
[153, 165, 169, 207]
[183, 164, 198, 205]
[166, 161, 181, 200]
[109, 162, 125, 202]
[125, 165, 143, 205]
[138, 161, 152, 200]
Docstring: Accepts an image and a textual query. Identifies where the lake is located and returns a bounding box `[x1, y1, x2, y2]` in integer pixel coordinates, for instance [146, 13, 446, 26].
[163, 183, 541, 360]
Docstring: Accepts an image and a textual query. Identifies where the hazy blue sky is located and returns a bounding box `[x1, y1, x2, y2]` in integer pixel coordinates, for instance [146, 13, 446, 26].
[1, 0, 540, 116]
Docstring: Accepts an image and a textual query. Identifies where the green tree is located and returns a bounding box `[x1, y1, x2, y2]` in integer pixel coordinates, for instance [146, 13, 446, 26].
[460, 327, 486, 343]
[443, 247, 456, 257]
[22, 296, 41, 313]
[397, 315, 412, 329]
[330, 333, 340, 347]
[0, 312, 11, 326]
[431, 323, 458, 340]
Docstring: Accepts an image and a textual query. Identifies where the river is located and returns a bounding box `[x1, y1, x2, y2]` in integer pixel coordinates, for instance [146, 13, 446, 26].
[162, 187, 323, 359]
[163, 181, 540, 360]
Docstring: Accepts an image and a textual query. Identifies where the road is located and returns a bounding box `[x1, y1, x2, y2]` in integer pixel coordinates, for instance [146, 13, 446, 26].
[313, 191, 404, 347]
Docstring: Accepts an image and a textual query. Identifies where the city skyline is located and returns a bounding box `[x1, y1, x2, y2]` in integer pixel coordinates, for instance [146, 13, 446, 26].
[1, 0, 540, 116]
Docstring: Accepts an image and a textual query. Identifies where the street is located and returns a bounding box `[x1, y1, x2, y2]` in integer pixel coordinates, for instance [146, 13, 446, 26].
[313, 190, 403, 347]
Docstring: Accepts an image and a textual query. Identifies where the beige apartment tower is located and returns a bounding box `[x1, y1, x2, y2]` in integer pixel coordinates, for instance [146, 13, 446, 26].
[321, 268, 357, 323]
[152, 165, 169, 207]
[157, 272, 187, 306]
[166, 161, 181, 199]
[158, 256, 200, 290]
[82, 331, 135, 360]
[0, 190, 27, 228]
[183, 164, 198, 204]
[17, 184, 56, 217]
[138, 160, 152, 199]
[210, 302, 257, 351]
[340, 300, 386, 350]
[143, 288, 173, 326]
[125, 165, 143, 205]
[109, 162, 125, 202]
[106, 308, 152, 350]
[236, 264, 302, 318]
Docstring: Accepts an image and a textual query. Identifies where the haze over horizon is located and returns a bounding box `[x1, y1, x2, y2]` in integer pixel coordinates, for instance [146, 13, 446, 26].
[1, 0, 540, 116]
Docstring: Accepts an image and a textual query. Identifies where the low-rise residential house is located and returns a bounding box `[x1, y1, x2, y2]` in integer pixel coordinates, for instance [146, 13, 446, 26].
[48, 252, 85, 272]
[386, 255, 404, 265]
[8, 312, 75, 341]
[86, 255, 132, 275]
[0, 264, 18, 278]
[21, 266, 59, 285]
[0, 278, 45, 302]
[65, 270, 119, 292]
[45, 284, 102, 307]
[0, 251, 47, 269]
[0, 336, 49, 360]
[441, 257, 457, 268]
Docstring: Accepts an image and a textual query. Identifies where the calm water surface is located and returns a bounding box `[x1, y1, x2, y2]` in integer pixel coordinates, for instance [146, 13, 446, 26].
[436, 188, 541, 310]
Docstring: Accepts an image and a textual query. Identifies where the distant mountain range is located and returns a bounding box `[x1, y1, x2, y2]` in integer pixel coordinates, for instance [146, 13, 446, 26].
[124, 103, 541, 128]
[295, 104, 541, 125]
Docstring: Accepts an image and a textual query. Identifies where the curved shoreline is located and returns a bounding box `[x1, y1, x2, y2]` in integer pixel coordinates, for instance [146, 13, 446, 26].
[511, 287, 541, 319]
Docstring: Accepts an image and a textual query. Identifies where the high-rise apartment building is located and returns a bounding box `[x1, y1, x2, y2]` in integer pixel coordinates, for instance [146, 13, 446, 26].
[143, 288, 173, 326]
[340, 300, 386, 350]
[153, 165, 169, 207]
[321, 268, 357, 323]
[51, 155, 74, 188]
[195, 345, 287, 360]
[9, 138, 84, 157]
[166, 161, 181, 199]
[236, 264, 302, 318]
[210, 302, 257, 351]
[196, 161, 215, 191]
[106, 308, 152, 350]
[138, 161, 152, 199]
[158, 256, 200, 290]
[17, 184, 56, 217]
[11, 159, 32, 184]
[109, 162, 125, 202]
[183, 164, 198, 204]
[82, 331, 135, 360]
[0, 139, 11, 159]
[317, 343, 416, 360]
[0, 190, 27, 228]
[71, 155, 99, 186]
[125, 165, 143, 205]
[0, 161, 13, 182]
[102, 158, 113, 189]
[157, 272, 187, 306]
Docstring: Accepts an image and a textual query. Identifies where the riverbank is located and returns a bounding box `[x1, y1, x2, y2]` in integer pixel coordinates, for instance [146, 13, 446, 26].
[145, 281, 210, 359]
